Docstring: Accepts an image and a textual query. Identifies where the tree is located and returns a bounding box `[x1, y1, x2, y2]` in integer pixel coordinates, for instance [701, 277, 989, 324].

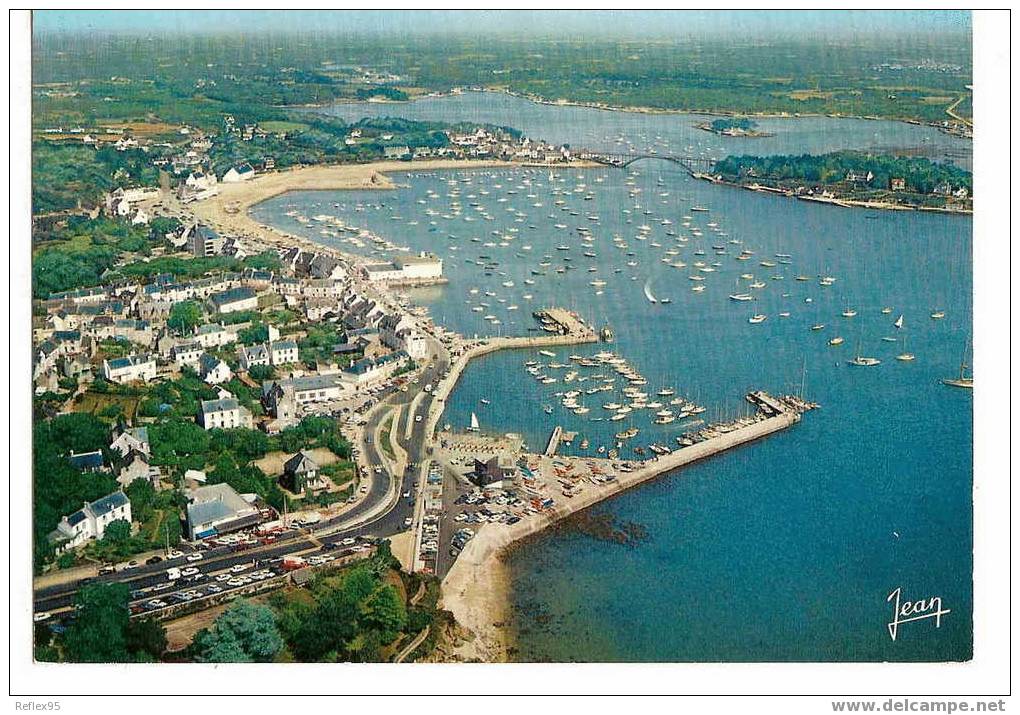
[63, 583, 132, 662]
[125, 618, 168, 661]
[43, 412, 110, 455]
[194, 600, 283, 663]
[167, 300, 203, 335]
[362, 585, 407, 643]
[125, 478, 156, 522]
[247, 364, 276, 381]
[102, 518, 132, 544]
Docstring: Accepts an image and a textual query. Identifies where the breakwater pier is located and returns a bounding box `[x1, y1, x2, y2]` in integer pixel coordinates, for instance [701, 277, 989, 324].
[440, 392, 815, 659]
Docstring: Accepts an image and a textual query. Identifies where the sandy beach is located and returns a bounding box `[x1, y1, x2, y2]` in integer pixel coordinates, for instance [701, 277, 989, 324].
[188, 158, 598, 246]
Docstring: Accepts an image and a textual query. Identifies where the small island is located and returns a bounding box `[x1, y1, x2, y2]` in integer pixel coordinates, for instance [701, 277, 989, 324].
[695, 117, 773, 137]
[702, 150, 972, 213]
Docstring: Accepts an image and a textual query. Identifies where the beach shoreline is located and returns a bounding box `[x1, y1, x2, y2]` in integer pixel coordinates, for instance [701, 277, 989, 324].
[189, 158, 598, 252]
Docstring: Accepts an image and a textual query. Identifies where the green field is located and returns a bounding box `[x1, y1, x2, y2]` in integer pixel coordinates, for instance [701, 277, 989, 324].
[259, 120, 311, 134]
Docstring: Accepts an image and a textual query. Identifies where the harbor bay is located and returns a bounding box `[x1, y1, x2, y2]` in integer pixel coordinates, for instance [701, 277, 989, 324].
[252, 93, 973, 662]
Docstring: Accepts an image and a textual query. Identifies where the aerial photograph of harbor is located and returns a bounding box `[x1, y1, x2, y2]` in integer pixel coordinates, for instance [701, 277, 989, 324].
[20, 9, 993, 690]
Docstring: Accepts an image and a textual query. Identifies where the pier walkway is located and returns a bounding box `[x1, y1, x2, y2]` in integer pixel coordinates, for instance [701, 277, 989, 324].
[544, 426, 564, 457]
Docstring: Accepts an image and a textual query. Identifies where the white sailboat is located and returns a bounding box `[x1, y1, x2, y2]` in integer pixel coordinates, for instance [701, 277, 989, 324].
[894, 314, 904, 329]
[467, 412, 480, 432]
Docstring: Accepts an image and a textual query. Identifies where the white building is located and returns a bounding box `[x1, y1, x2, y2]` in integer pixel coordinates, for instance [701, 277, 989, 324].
[193, 323, 239, 349]
[186, 483, 261, 540]
[198, 353, 233, 385]
[170, 342, 205, 368]
[48, 491, 132, 552]
[198, 397, 253, 430]
[364, 252, 443, 282]
[102, 354, 157, 384]
[222, 163, 256, 183]
[379, 314, 428, 360]
[239, 343, 271, 370]
[209, 287, 258, 314]
[186, 170, 218, 192]
[270, 340, 299, 366]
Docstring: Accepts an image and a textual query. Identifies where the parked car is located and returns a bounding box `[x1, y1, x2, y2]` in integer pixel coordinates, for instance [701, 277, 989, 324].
[186, 553, 203, 562]
[181, 567, 200, 576]
[145, 556, 163, 565]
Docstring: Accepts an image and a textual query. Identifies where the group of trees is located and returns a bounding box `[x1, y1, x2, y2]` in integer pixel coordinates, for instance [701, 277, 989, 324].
[38, 583, 167, 663]
[714, 150, 973, 196]
[31, 216, 159, 298]
[271, 554, 408, 662]
[192, 600, 284, 663]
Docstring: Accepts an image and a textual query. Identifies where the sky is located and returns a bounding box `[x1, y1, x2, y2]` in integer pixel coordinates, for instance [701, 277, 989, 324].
[33, 10, 971, 39]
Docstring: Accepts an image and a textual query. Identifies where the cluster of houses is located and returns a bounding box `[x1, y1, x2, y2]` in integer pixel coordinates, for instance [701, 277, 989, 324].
[34, 232, 434, 443]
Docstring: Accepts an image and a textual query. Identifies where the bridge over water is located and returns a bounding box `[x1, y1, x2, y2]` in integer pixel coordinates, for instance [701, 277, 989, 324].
[577, 150, 717, 173]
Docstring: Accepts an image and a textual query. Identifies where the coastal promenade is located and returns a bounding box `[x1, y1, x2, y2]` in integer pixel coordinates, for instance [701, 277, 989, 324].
[440, 405, 802, 661]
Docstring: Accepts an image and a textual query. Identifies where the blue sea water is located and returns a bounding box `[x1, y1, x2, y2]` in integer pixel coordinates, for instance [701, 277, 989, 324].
[255, 93, 972, 662]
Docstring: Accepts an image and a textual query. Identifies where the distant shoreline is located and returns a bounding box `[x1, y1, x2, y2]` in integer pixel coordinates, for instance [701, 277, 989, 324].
[289, 86, 973, 136]
[692, 172, 973, 215]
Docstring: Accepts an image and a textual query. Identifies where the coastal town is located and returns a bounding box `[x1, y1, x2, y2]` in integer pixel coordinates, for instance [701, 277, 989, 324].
[30, 103, 830, 661]
[24, 10, 981, 676]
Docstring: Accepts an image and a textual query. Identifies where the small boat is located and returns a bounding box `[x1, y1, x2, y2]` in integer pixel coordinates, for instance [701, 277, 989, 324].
[941, 343, 973, 388]
[848, 356, 881, 366]
[829, 337, 845, 346]
[539, 350, 556, 358]
[811, 324, 825, 331]
[881, 307, 893, 314]
[931, 311, 946, 320]
[467, 412, 480, 432]
[480, 399, 491, 405]
[842, 308, 858, 318]
[749, 314, 767, 324]
[894, 315, 904, 329]
[729, 293, 754, 302]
